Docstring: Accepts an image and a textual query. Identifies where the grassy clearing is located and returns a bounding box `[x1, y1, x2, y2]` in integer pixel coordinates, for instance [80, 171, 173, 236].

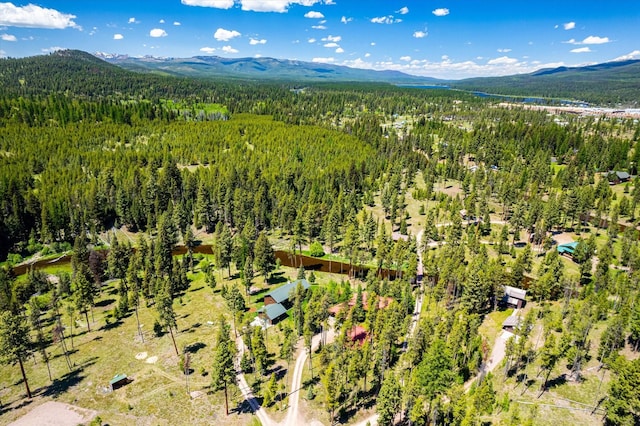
[478, 309, 513, 349]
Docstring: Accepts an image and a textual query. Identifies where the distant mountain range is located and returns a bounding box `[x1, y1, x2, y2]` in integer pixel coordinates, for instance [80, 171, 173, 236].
[449, 59, 640, 106]
[95, 52, 640, 104]
[1, 50, 638, 105]
[93, 52, 438, 84]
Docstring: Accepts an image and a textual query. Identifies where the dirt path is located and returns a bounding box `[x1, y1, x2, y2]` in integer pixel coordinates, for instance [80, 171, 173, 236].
[235, 336, 278, 426]
[464, 309, 517, 391]
[284, 324, 336, 426]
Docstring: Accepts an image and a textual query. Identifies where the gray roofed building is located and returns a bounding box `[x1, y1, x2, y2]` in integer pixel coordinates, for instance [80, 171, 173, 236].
[502, 315, 521, 332]
[264, 279, 310, 306]
[502, 285, 527, 309]
[258, 303, 287, 325]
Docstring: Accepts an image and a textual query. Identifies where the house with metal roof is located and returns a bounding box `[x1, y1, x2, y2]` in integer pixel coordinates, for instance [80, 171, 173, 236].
[264, 279, 310, 308]
[501, 285, 527, 309]
[257, 303, 288, 326]
[557, 241, 579, 256]
[258, 279, 311, 326]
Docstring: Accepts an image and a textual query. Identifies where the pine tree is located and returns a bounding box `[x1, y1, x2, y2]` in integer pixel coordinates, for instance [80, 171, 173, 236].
[156, 282, 179, 356]
[0, 310, 33, 398]
[377, 373, 402, 425]
[254, 231, 275, 281]
[211, 317, 236, 416]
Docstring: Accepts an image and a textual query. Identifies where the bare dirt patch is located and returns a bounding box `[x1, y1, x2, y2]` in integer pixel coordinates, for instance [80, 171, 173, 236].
[8, 401, 97, 426]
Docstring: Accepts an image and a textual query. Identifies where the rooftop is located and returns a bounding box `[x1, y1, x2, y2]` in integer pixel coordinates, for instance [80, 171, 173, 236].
[258, 303, 287, 321]
[266, 279, 310, 304]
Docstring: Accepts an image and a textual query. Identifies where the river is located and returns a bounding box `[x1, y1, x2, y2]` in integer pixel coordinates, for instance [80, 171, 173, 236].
[13, 245, 398, 280]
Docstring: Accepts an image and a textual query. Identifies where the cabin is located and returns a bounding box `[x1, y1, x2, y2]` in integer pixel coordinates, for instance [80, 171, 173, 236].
[502, 315, 521, 333]
[257, 279, 310, 326]
[501, 285, 527, 309]
[264, 279, 310, 309]
[607, 171, 631, 184]
[557, 241, 578, 257]
[257, 303, 288, 326]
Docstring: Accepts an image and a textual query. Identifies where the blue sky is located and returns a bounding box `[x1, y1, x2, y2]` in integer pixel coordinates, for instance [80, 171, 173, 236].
[0, 0, 638, 79]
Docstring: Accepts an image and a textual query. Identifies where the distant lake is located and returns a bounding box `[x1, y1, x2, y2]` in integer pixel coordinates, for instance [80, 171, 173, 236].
[397, 84, 588, 107]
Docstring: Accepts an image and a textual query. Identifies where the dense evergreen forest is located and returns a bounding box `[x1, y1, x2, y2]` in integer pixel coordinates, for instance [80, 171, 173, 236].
[1, 50, 640, 426]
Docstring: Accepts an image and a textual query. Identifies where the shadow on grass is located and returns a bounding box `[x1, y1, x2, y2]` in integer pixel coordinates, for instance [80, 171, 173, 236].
[36, 367, 89, 398]
[184, 342, 206, 354]
[95, 298, 116, 308]
[267, 275, 288, 285]
[0, 396, 33, 416]
[190, 286, 205, 292]
[544, 373, 567, 391]
[100, 319, 124, 332]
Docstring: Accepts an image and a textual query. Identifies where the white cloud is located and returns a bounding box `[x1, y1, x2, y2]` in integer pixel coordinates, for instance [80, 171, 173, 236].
[335, 47, 344, 53]
[0, 50, 5, 58]
[400, 56, 411, 61]
[249, 38, 266, 45]
[432, 8, 449, 17]
[159, 19, 165, 24]
[571, 47, 592, 53]
[614, 50, 640, 61]
[174, 21, 181, 26]
[150, 28, 168, 37]
[1, 33, 17, 42]
[41, 46, 64, 53]
[397, 6, 409, 15]
[214, 28, 241, 41]
[497, 48, 512, 53]
[341, 16, 353, 24]
[308, 38, 316, 43]
[333, 55, 572, 80]
[565, 36, 611, 45]
[200, 46, 217, 53]
[324, 0, 335, 4]
[563, 21, 575, 30]
[181, 0, 234, 8]
[240, 0, 322, 13]
[324, 42, 338, 48]
[312, 57, 334, 63]
[364, 52, 370, 57]
[128, 17, 137, 24]
[312, 25, 326, 30]
[322, 35, 341, 42]
[413, 30, 427, 38]
[370, 42, 376, 46]
[305, 11, 324, 18]
[222, 45, 239, 53]
[582, 35, 610, 44]
[0, 3, 79, 29]
[487, 56, 518, 65]
[371, 16, 402, 24]
[113, 33, 124, 40]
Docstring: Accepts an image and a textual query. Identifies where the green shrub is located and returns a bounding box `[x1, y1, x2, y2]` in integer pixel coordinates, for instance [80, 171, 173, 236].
[309, 240, 324, 257]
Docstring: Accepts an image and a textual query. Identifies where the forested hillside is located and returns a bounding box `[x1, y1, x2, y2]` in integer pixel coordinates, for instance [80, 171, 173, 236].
[1, 50, 640, 426]
[452, 59, 640, 105]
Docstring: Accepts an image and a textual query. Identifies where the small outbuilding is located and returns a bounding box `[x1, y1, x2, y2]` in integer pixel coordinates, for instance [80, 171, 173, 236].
[502, 286, 527, 309]
[109, 373, 128, 391]
[502, 315, 521, 333]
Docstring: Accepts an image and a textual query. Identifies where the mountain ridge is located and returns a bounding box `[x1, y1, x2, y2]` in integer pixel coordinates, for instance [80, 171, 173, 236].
[93, 52, 441, 84]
